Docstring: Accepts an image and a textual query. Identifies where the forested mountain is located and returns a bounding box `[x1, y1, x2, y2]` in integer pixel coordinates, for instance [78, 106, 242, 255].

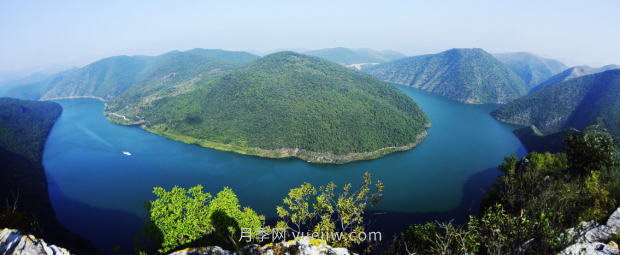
[0, 97, 104, 254]
[363, 48, 528, 104]
[303, 47, 406, 65]
[492, 52, 568, 90]
[38, 49, 258, 101]
[138, 52, 430, 163]
[5, 67, 78, 100]
[104, 51, 243, 121]
[491, 69, 620, 137]
[530, 64, 620, 93]
[40, 55, 158, 100]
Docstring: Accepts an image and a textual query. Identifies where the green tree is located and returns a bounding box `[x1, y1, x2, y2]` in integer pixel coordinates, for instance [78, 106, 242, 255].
[135, 185, 263, 254]
[276, 172, 383, 248]
[564, 132, 619, 177]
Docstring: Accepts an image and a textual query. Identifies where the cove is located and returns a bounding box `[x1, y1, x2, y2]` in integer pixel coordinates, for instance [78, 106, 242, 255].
[43, 85, 526, 254]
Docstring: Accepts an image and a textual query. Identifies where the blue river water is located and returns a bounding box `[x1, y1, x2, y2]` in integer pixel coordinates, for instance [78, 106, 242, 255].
[43, 85, 526, 254]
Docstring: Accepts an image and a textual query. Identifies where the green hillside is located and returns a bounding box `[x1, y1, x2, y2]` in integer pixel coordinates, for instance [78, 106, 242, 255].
[104, 51, 242, 122]
[492, 52, 568, 90]
[140, 52, 430, 163]
[363, 48, 528, 104]
[39, 49, 258, 102]
[491, 69, 620, 137]
[40, 55, 157, 100]
[303, 47, 405, 65]
[530, 64, 620, 93]
[0, 97, 104, 254]
[5, 68, 78, 100]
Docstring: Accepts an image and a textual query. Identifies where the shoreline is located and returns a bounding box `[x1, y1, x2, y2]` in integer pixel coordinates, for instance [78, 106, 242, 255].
[41, 95, 108, 102]
[142, 126, 428, 164]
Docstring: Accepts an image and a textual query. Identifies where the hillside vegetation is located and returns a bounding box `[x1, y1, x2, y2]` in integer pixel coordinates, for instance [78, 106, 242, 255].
[37, 49, 258, 102]
[364, 48, 528, 104]
[491, 69, 620, 137]
[140, 52, 430, 163]
[530, 64, 620, 93]
[5, 68, 78, 100]
[492, 52, 567, 90]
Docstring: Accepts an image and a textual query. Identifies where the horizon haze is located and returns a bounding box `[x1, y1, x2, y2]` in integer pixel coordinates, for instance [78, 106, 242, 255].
[1, 0, 619, 75]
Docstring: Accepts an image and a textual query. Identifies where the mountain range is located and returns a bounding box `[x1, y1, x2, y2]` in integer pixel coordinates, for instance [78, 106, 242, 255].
[492, 52, 568, 90]
[302, 47, 407, 65]
[363, 48, 528, 104]
[530, 64, 620, 93]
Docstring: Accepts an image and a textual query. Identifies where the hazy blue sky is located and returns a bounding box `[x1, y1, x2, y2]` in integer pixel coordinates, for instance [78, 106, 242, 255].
[1, 0, 619, 73]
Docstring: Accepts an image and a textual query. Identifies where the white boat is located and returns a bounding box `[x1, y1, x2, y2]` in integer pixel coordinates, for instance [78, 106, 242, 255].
[122, 151, 131, 156]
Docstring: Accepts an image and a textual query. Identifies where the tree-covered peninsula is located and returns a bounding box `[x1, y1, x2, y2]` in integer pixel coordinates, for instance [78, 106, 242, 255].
[138, 52, 431, 163]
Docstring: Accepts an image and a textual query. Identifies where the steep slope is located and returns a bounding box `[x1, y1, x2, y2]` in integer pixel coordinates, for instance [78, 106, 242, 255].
[530, 64, 620, 93]
[141, 52, 430, 163]
[492, 52, 568, 90]
[40, 49, 258, 102]
[303, 47, 405, 65]
[4, 68, 79, 100]
[40, 55, 157, 100]
[491, 69, 620, 137]
[0, 97, 103, 254]
[364, 48, 528, 104]
[104, 51, 242, 122]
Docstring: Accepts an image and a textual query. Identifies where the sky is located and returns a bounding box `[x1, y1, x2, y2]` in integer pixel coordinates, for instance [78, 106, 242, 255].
[1, 0, 619, 74]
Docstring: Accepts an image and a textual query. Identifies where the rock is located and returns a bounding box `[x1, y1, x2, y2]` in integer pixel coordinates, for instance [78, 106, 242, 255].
[566, 221, 616, 243]
[559, 241, 619, 255]
[0, 228, 71, 255]
[608, 208, 620, 233]
[168, 237, 355, 255]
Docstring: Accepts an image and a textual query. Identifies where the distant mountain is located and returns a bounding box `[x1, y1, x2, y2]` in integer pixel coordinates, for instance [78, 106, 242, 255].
[491, 69, 620, 137]
[246, 48, 309, 56]
[364, 48, 528, 104]
[185, 48, 260, 64]
[303, 47, 406, 65]
[5, 68, 78, 100]
[38, 49, 258, 103]
[352, 48, 408, 62]
[530, 64, 620, 93]
[0, 72, 50, 96]
[492, 52, 568, 90]
[40, 54, 158, 101]
[139, 52, 430, 163]
[0, 98, 104, 255]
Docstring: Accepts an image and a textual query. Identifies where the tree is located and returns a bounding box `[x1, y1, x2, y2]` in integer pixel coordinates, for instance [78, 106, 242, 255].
[564, 132, 619, 177]
[135, 185, 263, 254]
[276, 172, 383, 248]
